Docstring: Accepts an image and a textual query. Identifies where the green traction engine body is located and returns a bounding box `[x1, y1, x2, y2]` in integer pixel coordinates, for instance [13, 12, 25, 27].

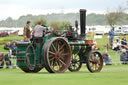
[16, 9, 103, 73]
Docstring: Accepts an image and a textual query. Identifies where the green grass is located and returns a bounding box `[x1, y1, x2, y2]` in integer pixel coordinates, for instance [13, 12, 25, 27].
[0, 65, 128, 85]
[1, 36, 23, 41]
[0, 35, 128, 85]
[0, 45, 7, 52]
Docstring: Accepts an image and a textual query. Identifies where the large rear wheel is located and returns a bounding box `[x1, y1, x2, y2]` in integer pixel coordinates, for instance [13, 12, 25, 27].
[19, 45, 43, 73]
[25, 45, 36, 71]
[43, 37, 72, 73]
[30, 65, 43, 73]
[20, 66, 43, 73]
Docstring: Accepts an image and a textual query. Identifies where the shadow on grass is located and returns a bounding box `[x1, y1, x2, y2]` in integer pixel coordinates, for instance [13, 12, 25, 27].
[14, 70, 91, 75]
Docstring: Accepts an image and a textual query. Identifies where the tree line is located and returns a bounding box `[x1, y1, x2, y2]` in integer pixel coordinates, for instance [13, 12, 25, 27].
[0, 12, 128, 28]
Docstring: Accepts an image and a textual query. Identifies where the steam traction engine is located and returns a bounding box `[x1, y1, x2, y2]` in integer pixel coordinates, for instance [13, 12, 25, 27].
[16, 9, 103, 73]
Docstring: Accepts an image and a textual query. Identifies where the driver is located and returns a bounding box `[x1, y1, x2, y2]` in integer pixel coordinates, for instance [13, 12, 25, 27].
[33, 21, 46, 43]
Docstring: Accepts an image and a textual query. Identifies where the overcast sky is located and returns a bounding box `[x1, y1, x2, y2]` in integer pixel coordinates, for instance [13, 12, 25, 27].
[0, 0, 127, 20]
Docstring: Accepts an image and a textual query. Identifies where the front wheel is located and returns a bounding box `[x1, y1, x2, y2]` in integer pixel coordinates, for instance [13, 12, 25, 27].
[86, 51, 103, 73]
[68, 54, 82, 72]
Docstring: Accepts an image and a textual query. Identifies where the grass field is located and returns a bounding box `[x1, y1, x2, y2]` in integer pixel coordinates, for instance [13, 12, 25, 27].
[0, 35, 128, 85]
[0, 65, 128, 85]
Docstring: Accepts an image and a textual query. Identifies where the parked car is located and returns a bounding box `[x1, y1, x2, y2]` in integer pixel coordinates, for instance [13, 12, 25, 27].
[114, 30, 125, 36]
[0, 32, 8, 37]
[122, 27, 128, 35]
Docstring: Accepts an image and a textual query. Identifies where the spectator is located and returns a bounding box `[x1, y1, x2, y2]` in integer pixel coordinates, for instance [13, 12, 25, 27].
[112, 38, 121, 51]
[4, 54, 11, 68]
[9, 41, 17, 49]
[102, 50, 112, 65]
[9, 41, 17, 57]
[116, 37, 121, 43]
[120, 49, 128, 64]
[108, 27, 114, 47]
[24, 21, 31, 41]
[4, 42, 10, 50]
[121, 37, 127, 46]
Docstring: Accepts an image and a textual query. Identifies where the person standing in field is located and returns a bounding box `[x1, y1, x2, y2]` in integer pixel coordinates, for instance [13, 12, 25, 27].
[24, 21, 31, 41]
[108, 27, 114, 47]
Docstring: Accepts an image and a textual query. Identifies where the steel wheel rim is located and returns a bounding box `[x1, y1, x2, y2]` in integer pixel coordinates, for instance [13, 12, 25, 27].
[46, 38, 71, 73]
[68, 54, 82, 72]
[87, 51, 103, 72]
[26, 45, 36, 70]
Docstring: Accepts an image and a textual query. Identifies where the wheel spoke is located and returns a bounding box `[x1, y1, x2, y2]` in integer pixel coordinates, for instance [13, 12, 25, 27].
[94, 54, 100, 64]
[51, 43, 57, 52]
[56, 40, 58, 47]
[59, 59, 66, 66]
[49, 54, 54, 57]
[95, 64, 97, 70]
[59, 43, 66, 51]
[89, 58, 93, 61]
[57, 58, 61, 69]
[74, 55, 78, 59]
[73, 65, 76, 69]
[49, 51, 56, 55]
[89, 60, 93, 63]
[95, 64, 99, 69]
[49, 57, 56, 61]
[50, 61, 54, 66]
[56, 40, 60, 51]
[55, 61, 59, 70]
[91, 63, 95, 68]
[60, 56, 64, 60]
[60, 49, 64, 54]
[76, 62, 80, 65]
[58, 43, 60, 52]
[53, 59, 57, 69]
[90, 54, 94, 60]
[76, 56, 80, 60]
[50, 44, 54, 52]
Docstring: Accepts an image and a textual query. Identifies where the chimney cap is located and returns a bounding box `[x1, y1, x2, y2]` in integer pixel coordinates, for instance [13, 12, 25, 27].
[80, 9, 87, 12]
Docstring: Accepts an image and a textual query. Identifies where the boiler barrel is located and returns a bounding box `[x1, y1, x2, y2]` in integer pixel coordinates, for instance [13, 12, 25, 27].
[69, 40, 87, 54]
